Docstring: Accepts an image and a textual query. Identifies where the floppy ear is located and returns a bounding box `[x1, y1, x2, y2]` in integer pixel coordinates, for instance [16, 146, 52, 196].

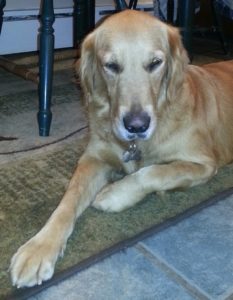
[166, 26, 189, 101]
[78, 30, 107, 104]
[79, 32, 96, 97]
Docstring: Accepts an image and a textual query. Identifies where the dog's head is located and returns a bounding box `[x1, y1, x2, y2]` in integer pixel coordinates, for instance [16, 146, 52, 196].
[80, 10, 189, 142]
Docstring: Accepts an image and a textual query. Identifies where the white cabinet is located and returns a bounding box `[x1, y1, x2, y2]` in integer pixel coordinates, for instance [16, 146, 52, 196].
[0, 0, 153, 54]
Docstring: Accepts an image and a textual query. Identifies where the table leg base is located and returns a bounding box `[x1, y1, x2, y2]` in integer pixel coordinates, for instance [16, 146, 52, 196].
[37, 111, 52, 136]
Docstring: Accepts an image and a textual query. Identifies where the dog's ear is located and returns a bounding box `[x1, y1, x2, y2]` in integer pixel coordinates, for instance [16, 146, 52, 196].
[79, 29, 107, 103]
[166, 26, 189, 101]
[79, 32, 96, 97]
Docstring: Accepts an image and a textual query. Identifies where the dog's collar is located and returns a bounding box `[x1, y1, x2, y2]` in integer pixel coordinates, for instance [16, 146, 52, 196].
[123, 142, 141, 163]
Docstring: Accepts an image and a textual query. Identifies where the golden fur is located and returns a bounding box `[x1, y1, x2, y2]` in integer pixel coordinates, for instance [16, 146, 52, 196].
[10, 10, 233, 287]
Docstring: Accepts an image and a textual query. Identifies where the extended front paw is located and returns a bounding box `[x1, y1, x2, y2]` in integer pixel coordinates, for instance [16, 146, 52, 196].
[10, 235, 62, 288]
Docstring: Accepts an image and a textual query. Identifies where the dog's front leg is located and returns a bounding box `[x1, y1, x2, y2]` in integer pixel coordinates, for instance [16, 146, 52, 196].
[10, 155, 111, 288]
[93, 160, 217, 212]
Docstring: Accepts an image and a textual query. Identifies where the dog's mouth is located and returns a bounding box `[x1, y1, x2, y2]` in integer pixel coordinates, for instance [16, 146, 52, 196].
[125, 132, 149, 141]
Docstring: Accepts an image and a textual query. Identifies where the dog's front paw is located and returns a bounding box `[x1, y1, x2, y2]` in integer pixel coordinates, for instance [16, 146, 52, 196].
[92, 182, 135, 212]
[10, 235, 62, 288]
[92, 184, 121, 212]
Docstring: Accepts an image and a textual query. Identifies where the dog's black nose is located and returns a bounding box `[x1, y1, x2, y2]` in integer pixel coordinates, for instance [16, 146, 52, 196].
[123, 111, 151, 134]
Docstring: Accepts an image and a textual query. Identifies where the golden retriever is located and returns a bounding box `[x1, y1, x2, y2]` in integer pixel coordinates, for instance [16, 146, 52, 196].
[10, 10, 233, 287]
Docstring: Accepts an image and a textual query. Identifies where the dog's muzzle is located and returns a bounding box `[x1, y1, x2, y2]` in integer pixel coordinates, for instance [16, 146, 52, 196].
[113, 107, 155, 142]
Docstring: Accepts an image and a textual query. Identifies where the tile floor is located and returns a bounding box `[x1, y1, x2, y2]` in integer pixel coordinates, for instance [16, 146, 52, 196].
[28, 193, 233, 300]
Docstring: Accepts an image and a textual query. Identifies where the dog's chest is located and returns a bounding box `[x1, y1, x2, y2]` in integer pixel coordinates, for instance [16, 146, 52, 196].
[113, 135, 181, 175]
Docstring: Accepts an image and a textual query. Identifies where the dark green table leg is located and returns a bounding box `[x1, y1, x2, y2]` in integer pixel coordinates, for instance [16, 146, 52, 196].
[73, 0, 128, 48]
[212, 1, 230, 55]
[37, 0, 55, 136]
[73, 0, 87, 47]
[115, 0, 128, 10]
[86, 0, 95, 33]
[167, 0, 174, 23]
[0, 0, 6, 33]
[73, 0, 95, 47]
[178, 0, 195, 56]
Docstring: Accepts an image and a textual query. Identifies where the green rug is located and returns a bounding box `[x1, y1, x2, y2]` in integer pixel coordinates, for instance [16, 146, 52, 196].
[0, 70, 87, 157]
[1, 136, 233, 299]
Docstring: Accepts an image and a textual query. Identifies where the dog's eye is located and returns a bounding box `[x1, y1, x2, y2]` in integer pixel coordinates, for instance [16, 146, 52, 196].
[104, 62, 121, 74]
[146, 58, 162, 73]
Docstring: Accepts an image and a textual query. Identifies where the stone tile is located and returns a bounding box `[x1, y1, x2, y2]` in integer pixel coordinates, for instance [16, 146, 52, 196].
[141, 195, 233, 299]
[29, 247, 195, 300]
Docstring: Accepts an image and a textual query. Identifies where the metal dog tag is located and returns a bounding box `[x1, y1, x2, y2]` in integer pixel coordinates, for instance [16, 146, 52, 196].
[123, 142, 141, 163]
